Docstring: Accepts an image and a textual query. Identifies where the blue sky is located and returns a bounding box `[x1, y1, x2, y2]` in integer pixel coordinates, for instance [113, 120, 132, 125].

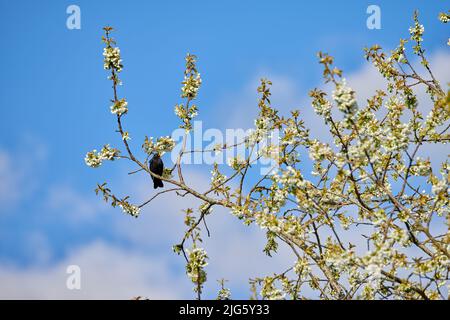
[0, 0, 448, 299]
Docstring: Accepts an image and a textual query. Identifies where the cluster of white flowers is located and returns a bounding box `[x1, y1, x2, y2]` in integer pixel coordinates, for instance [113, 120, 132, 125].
[293, 258, 311, 279]
[110, 98, 128, 116]
[245, 129, 262, 147]
[176, 54, 201, 131]
[103, 46, 123, 72]
[390, 228, 411, 247]
[85, 144, 120, 168]
[397, 208, 411, 222]
[100, 144, 118, 160]
[326, 247, 357, 275]
[210, 164, 227, 188]
[142, 136, 175, 155]
[230, 206, 245, 219]
[255, 115, 273, 133]
[410, 157, 432, 176]
[260, 277, 285, 300]
[174, 103, 198, 120]
[361, 237, 403, 290]
[216, 280, 232, 300]
[333, 152, 346, 168]
[312, 99, 332, 119]
[271, 188, 289, 214]
[255, 209, 282, 232]
[279, 215, 304, 236]
[409, 21, 425, 42]
[346, 143, 369, 166]
[227, 156, 247, 170]
[85, 151, 102, 168]
[390, 42, 406, 63]
[186, 247, 208, 291]
[422, 108, 449, 137]
[337, 213, 354, 230]
[332, 79, 358, 114]
[181, 74, 202, 99]
[385, 96, 404, 116]
[439, 12, 450, 23]
[271, 167, 319, 213]
[365, 263, 383, 287]
[259, 143, 280, 161]
[198, 202, 212, 214]
[432, 179, 448, 197]
[122, 131, 130, 141]
[309, 140, 333, 161]
[371, 209, 387, 225]
[216, 287, 231, 300]
[381, 122, 411, 152]
[281, 122, 298, 146]
[174, 103, 198, 130]
[273, 166, 301, 187]
[253, 205, 305, 238]
[119, 202, 140, 217]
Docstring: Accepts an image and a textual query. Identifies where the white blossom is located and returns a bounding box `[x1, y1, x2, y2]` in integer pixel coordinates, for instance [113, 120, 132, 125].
[110, 98, 128, 116]
[103, 46, 123, 72]
[332, 79, 358, 114]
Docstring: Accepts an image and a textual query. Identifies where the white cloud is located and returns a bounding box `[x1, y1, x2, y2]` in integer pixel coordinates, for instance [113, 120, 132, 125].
[0, 150, 24, 207]
[23, 232, 53, 266]
[0, 138, 47, 210]
[0, 241, 189, 299]
[0, 162, 296, 299]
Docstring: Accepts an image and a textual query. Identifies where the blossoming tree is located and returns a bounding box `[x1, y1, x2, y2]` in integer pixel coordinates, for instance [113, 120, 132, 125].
[85, 12, 450, 300]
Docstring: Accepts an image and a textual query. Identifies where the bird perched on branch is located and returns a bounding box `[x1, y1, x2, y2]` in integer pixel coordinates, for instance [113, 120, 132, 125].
[149, 153, 164, 189]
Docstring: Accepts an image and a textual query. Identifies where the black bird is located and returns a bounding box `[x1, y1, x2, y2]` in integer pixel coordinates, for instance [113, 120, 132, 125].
[149, 153, 164, 189]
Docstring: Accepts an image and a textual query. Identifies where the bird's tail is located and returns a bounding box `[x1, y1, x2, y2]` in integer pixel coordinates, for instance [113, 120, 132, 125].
[153, 179, 164, 189]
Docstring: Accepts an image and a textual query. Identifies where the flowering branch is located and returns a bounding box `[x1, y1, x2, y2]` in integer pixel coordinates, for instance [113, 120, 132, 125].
[84, 11, 449, 300]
